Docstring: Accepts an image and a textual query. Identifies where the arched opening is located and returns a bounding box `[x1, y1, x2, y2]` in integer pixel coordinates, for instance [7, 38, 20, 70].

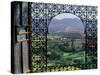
[47, 13, 85, 66]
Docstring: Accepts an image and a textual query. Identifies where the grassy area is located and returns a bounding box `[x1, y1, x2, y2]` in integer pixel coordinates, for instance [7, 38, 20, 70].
[47, 43, 85, 66]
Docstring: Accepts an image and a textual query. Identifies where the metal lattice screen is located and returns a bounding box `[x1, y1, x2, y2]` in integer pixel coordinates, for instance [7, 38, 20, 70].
[31, 2, 97, 72]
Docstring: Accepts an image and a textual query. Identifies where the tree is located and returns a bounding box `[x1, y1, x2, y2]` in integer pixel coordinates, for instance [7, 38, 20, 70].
[71, 39, 75, 52]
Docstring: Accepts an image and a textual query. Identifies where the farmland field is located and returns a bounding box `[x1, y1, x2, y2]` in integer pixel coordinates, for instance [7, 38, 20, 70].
[47, 34, 85, 66]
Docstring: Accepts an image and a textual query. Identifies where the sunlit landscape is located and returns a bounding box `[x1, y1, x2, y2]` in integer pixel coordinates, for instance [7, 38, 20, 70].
[47, 13, 85, 66]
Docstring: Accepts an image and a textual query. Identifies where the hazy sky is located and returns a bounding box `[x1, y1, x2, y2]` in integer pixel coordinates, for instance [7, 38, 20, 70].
[54, 13, 80, 20]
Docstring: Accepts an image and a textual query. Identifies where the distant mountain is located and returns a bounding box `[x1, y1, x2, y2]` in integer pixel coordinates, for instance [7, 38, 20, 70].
[53, 32, 84, 39]
[48, 18, 84, 34]
[55, 27, 83, 34]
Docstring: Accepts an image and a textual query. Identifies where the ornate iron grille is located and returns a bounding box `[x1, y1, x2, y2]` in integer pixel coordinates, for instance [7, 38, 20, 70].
[31, 2, 97, 72]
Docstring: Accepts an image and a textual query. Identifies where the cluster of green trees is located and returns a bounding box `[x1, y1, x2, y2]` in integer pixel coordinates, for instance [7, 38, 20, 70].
[47, 43, 85, 66]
